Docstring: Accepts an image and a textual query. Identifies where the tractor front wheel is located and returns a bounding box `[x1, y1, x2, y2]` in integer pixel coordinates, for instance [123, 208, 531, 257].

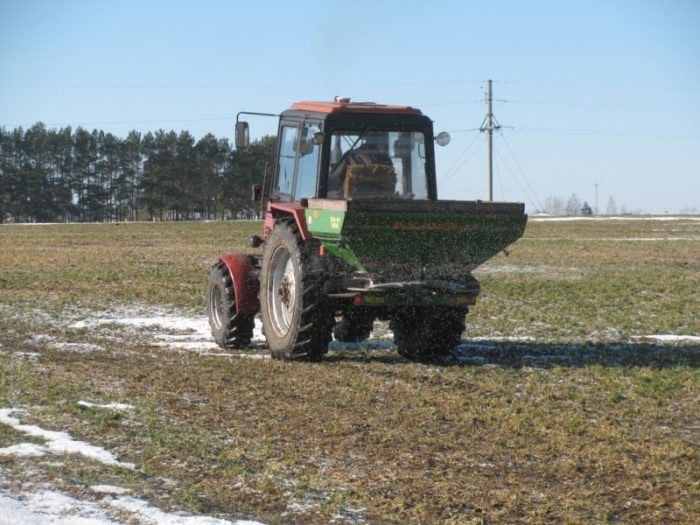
[206, 262, 255, 348]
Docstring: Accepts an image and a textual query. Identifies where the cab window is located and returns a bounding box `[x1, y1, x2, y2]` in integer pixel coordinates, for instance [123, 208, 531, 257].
[294, 123, 320, 200]
[275, 125, 297, 199]
[326, 130, 428, 199]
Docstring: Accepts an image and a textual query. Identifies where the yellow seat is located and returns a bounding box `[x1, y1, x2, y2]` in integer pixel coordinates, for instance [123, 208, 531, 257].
[343, 163, 397, 198]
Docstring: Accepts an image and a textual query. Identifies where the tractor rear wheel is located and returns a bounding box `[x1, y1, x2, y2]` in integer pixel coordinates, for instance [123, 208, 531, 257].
[260, 222, 333, 360]
[391, 306, 467, 359]
[207, 262, 255, 348]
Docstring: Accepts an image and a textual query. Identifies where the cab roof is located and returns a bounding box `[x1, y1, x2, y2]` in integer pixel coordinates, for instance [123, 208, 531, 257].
[290, 100, 423, 116]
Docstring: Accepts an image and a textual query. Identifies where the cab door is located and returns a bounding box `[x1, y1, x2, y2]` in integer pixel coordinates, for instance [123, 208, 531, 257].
[273, 123, 298, 200]
[272, 120, 321, 202]
[293, 121, 321, 200]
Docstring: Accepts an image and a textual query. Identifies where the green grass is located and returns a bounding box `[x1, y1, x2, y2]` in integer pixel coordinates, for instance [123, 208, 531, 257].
[473, 218, 700, 341]
[0, 217, 699, 524]
[0, 221, 261, 308]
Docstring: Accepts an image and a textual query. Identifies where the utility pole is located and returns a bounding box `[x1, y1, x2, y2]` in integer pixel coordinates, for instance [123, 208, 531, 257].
[480, 79, 501, 201]
[594, 180, 600, 215]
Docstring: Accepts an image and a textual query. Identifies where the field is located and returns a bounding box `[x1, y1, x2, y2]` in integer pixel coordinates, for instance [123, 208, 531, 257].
[1, 217, 699, 524]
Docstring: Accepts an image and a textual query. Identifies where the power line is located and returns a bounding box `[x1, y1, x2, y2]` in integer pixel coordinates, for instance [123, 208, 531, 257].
[495, 154, 506, 201]
[512, 127, 700, 138]
[498, 132, 544, 212]
[508, 99, 700, 112]
[4, 118, 696, 139]
[418, 99, 483, 108]
[493, 79, 700, 92]
[0, 80, 487, 90]
[1, 117, 239, 129]
[494, 147, 540, 212]
[2, 78, 697, 91]
[438, 133, 486, 187]
[446, 128, 483, 133]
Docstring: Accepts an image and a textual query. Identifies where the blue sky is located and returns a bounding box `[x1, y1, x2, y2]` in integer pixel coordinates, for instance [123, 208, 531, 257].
[1, 0, 699, 213]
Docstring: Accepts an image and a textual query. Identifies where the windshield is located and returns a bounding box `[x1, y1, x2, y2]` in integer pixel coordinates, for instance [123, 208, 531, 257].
[326, 131, 428, 199]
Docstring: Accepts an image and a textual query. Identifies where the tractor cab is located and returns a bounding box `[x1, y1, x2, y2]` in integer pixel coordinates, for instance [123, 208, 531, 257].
[237, 98, 451, 207]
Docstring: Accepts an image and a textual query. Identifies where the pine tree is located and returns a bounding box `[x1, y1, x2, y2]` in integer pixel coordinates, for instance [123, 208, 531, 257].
[0, 128, 15, 222]
[122, 131, 143, 221]
[2, 124, 278, 223]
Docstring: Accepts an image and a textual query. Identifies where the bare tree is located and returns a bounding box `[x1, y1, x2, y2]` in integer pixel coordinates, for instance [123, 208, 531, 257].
[565, 193, 582, 216]
[605, 196, 618, 215]
[542, 195, 564, 215]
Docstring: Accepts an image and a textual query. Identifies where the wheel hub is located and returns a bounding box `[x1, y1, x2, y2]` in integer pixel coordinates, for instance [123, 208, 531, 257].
[268, 246, 297, 337]
[278, 276, 292, 307]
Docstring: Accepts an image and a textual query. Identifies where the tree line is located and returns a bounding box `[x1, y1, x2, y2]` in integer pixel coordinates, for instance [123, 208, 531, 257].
[541, 194, 640, 216]
[0, 123, 275, 223]
[541, 194, 594, 216]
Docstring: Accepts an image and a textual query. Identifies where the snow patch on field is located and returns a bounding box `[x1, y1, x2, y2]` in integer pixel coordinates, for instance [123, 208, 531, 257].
[7, 303, 698, 373]
[77, 400, 134, 412]
[0, 406, 267, 524]
[69, 309, 266, 353]
[0, 408, 135, 469]
[0, 487, 265, 525]
[525, 237, 700, 241]
[89, 484, 131, 495]
[64, 305, 397, 356]
[632, 334, 700, 343]
[467, 336, 537, 343]
[23, 334, 104, 353]
[0, 443, 47, 458]
[106, 494, 265, 525]
[15, 304, 700, 362]
[475, 264, 586, 277]
[529, 216, 700, 222]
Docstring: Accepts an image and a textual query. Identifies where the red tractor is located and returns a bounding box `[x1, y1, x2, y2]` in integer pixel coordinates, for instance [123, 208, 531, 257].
[206, 98, 527, 361]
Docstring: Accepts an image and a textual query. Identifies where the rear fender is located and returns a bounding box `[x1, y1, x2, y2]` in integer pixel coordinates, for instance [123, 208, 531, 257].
[218, 254, 260, 316]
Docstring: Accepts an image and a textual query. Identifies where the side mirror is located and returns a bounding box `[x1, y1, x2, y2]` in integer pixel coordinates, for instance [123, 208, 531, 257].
[300, 140, 314, 155]
[435, 131, 451, 147]
[295, 139, 315, 156]
[235, 121, 250, 150]
[312, 131, 325, 145]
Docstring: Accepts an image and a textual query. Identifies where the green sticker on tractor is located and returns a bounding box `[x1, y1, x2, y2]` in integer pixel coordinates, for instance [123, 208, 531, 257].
[305, 208, 345, 238]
